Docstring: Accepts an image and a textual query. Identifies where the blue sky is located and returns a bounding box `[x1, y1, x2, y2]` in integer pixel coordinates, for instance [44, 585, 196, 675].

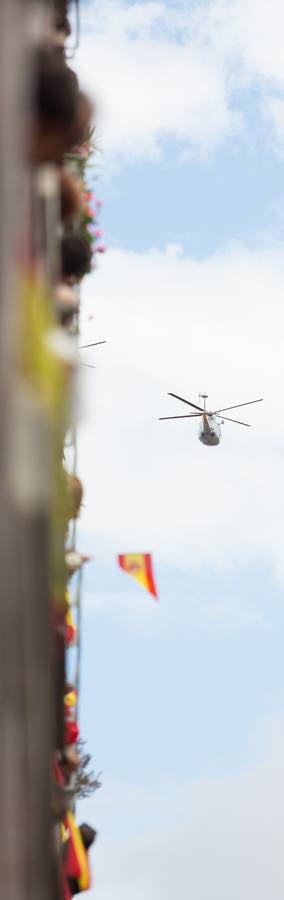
[73, 2, 284, 897]
[79, 560, 284, 784]
[100, 110, 284, 257]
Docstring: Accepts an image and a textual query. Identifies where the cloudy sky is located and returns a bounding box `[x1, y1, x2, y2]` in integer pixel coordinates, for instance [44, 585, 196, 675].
[73, 1, 284, 897]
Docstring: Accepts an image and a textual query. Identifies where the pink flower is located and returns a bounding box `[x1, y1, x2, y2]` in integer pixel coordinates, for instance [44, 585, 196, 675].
[72, 143, 89, 160]
[96, 199, 103, 208]
[97, 244, 106, 254]
[94, 228, 103, 238]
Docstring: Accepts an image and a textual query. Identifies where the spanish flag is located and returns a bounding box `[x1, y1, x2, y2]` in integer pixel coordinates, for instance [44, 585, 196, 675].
[65, 590, 77, 647]
[62, 811, 91, 892]
[118, 554, 158, 600]
[65, 607, 77, 647]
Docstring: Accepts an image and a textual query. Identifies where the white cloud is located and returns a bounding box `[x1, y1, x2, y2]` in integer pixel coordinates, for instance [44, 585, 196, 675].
[74, 0, 284, 164]
[77, 240, 284, 580]
[79, 717, 284, 900]
[75, 1, 238, 163]
[194, 0, 284, 86]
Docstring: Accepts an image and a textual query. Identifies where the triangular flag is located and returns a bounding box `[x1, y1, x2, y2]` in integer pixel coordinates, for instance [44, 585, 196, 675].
[118, 554, 158, 600]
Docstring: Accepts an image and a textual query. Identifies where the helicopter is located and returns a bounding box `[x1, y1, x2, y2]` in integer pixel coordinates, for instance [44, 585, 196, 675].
[159, 392, 263, 446]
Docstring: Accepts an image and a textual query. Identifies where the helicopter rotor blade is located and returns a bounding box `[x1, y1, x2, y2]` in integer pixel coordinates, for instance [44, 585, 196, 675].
[168, 392, 204, 412]
[79, 340, 107, 349]
[213, 399, 263, 415]
[80, 362, 96, 369]
[217, 414, 250, 426]
[159, 413, 202, 420]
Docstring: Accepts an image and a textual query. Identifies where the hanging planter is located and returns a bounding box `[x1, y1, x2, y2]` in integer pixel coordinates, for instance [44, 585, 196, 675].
[65, 472, 83, 520]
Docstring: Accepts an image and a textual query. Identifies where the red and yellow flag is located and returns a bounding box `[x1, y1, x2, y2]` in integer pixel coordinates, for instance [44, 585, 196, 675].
[65, 589, 77, 647]
[62, 810, 91, 892]
[118, 554, 158, 600]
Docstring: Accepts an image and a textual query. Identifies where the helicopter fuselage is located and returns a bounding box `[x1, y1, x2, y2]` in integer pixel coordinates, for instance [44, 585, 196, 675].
[199, 413, 221, 446]
[159, 390, 263, 442]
